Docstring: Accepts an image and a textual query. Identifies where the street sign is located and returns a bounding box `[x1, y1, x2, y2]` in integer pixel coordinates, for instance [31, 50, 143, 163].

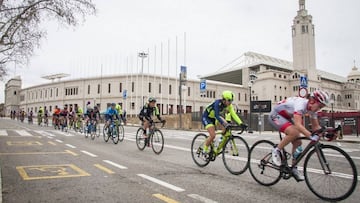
[250, 100, 272, 112]
[200, 79, 206, 93]
[123, 89, 127, 99]
[299, 87, 308, 98]
[180, 66, 187, 81]
[300, 76, 308, 88]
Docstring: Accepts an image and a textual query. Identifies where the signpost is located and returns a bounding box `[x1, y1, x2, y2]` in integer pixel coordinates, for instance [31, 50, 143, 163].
[179, 66, 187, 129]
[299, 75, 308, 97]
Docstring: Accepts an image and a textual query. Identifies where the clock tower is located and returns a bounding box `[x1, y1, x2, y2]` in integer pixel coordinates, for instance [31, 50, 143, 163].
[292, 0, 317, 81]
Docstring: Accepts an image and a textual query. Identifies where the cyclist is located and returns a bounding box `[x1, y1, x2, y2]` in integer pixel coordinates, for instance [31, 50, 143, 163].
[104, 103, 119, 135]
[38, 106, 44, 125]
[53, 105, 61, 128]
[269, 90, 330, 181]
[74, 104, 83, 129]
[115, 103, 126, 125]
[44, 106, 49, 126]
[59, 105, 69, 130]
[138, 97, 166, 139]
[202, 90, 247, 157]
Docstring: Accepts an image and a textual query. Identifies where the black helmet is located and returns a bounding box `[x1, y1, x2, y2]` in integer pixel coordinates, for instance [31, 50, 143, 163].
[148, 97, 156, 102]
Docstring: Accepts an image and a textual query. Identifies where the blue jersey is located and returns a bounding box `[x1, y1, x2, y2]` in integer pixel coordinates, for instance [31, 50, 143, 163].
[105, 107, 118, 116]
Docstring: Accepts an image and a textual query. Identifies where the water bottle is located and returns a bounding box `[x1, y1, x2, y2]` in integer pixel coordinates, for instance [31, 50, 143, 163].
[218, 136, 223, 144]
[146, 128, 150, 136]
[293, 146, 303, 159]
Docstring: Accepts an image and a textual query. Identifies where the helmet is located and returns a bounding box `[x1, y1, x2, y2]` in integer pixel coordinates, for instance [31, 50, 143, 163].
[111, 103, 116, 106]
[148, 97, 156, 102]
[311, 90, 329, 106]
[222, 90, 234, 101]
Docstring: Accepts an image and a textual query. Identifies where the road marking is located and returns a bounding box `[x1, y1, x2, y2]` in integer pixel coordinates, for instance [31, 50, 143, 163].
[94, 164, 115, 174]
[153, 193, 180, 203]
[0, 130, 8, 136]
[0, 150, 77, 156]
[55, 139, 63, 143]
[81, 150, 98, 157]
[15, 130, 32, 136]
[6, 141, 42, 146]
[48, 141, 56, 146]
[103, 160, 128, 169]
[65, 150, 78, 156]
[188, 194, 218, 203]
[137, 174, 185, 192]
[65, 144, 76, 149]
[16, 164, 90, 180]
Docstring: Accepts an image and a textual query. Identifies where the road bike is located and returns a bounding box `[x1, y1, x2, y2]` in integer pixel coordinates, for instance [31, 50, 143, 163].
[191, 124, 249, 175]
[84, 119, 99, 140]
[136, 121, 165, 154]
[248, 125, 357, 201]
[103, 119, 124, 144]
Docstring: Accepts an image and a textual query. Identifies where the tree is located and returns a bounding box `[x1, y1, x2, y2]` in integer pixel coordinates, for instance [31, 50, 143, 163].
[0, 0, 96, 80]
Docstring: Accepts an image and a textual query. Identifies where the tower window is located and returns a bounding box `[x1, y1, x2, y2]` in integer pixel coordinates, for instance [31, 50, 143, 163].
[301, 25, 308, 33]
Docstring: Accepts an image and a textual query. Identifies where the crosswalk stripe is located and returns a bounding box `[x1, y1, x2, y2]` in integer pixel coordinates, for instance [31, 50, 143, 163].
[15, 130, 32, 136]
[0, 130, 8, 136]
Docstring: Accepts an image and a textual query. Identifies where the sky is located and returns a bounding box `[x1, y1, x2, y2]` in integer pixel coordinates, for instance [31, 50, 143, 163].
[1, 0, 360, 103]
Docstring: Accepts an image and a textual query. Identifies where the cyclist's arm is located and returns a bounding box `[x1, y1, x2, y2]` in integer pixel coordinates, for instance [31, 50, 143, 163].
[293, 113, 311, 137]
[213, 100, 225, 125]
[228, 105, 242, 125]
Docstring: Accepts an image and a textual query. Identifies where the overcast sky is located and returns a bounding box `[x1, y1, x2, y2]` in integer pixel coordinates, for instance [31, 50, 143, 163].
[1, 0, 360, 103]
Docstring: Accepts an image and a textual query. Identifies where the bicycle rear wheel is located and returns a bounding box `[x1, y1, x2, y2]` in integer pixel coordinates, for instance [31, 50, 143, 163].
[151, 129, 164, 154]
[191, 133, 211, 167]
[90, 124, 96, 140]
[304, 144, 358, 201]
[136, 128, 146, 150]
[248, 140, 281, 186]
[222, 135, 249, 175]
[103, 125, 110, 142]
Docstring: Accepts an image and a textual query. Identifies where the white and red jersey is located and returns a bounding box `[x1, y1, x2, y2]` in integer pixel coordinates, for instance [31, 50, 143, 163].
[274, 97, 318, 120]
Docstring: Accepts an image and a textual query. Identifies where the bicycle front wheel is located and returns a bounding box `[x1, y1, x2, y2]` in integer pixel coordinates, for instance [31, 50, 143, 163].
[118, 125, 125, 142]
[112, 126, 119, 144]
[191, 133, 211, 167]
[222, 135, 249, 175]
[304, 144, 358, 201]
[248, 140, 281, 186]
[90, 124, 96, 140]
[151, 129, 164, 154]
[136, 128, 146, 150]
[103, 125, 110, 142]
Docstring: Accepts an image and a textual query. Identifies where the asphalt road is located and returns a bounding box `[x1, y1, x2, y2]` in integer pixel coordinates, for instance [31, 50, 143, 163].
[0, 118, 359, 203]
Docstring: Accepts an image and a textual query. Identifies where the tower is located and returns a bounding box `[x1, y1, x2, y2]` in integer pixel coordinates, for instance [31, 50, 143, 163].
[292, 0, 317, 81]
[4, 76, 22, 116]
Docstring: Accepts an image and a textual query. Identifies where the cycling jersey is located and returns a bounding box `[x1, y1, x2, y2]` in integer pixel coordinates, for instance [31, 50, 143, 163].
[105, 107, 119, 120]
[75, 107, 83, 116]
[268, 97, 317, 132]
[202, 99, 242, 126]
[139, 103, 162, 121]
[115, 104, 123, 115]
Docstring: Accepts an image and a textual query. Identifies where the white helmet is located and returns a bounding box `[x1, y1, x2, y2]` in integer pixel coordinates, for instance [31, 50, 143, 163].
[311, 90, 329, 106]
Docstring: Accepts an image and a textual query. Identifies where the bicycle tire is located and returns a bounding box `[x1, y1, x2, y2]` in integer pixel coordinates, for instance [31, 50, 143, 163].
[304, 144, 358, 201]
[136, 128, 146, 150]
[96, 123, 100, 137]
[103, 125, 110, 142]
[248, 140, 282, 186]
[90, 123, 96, 140]
[151, 129, 164, 154]
[191, 133, 211, 167]
[118, 125, 125, 142]
[112, 126, 119, 144]
[222, 135, 249, 175]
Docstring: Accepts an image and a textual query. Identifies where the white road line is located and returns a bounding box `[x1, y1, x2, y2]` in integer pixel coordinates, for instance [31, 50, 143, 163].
[0, 130, 8, 136]
[137, 174, 185, 192]
[188, 194, 218, 203]
[81, 150, 98, 157]
[47, 136, 53, 139]
[55, 139, 63, 143]
[65, 144, 76, 149]
[34, 130, 47, 137]
[103, 160, 128, 169]
[15, 130, 32, 136]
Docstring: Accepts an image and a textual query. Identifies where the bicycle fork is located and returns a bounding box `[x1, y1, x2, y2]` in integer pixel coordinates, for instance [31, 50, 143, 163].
[315, 146, 332, 175]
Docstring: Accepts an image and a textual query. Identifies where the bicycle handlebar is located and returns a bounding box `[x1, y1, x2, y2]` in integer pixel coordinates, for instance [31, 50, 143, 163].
[279, 125, 342, 141]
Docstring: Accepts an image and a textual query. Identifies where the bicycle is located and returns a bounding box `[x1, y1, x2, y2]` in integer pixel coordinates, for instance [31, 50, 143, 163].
[191, 124, 249, 175]
[103, 119, 123, 144]
[84, 119, 97, 140]
[136, 121, 165, 155]
[248, 125, 357, 201]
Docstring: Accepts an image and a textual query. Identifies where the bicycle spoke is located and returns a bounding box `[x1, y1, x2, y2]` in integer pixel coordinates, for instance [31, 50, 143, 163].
[222, 136, 249, 175]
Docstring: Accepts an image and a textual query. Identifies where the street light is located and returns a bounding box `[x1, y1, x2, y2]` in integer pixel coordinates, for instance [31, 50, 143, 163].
[138, 52, 148, 110]
[330, 99, 335, 127]
[248, 72, 257, 133]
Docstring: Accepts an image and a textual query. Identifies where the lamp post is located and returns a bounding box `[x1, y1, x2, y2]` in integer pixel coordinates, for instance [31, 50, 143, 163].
[138, 52, 148, 109]
[330, 99, 334, 127]
[248, 72, 257, 133]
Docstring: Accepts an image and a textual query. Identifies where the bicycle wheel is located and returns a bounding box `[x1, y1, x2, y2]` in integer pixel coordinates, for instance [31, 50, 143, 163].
[304, 144, 358, 201]
[151, 129, 164, 154]
[118, 125, 125, 142]
[90, 124, 96, 140]
[136, 128, 146, 150]
[103, 125, 110, 142]
[112, 126, 119, 144]
[248, 140, 282, 186]
[222, 135, 250, 175]
[96, 123, 100, 137]
[191, 133, 211, 167]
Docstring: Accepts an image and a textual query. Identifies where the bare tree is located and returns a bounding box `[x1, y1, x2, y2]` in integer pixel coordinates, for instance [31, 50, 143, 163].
[0, 0, 96, 80]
